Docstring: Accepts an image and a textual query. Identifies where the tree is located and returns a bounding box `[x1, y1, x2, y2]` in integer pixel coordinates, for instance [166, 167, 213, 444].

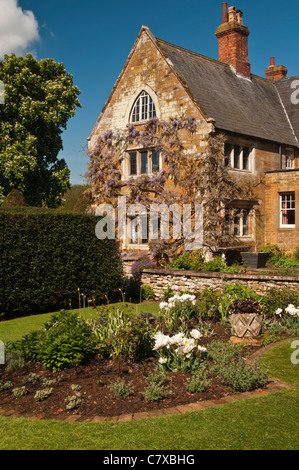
[61, 184, 91, 213]
[86, 117, 258, 263]
[0, 53, 81, 207]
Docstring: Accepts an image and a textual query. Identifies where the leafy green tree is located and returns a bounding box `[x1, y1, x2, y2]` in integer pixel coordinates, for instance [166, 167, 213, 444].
[0, 53, 81, 207]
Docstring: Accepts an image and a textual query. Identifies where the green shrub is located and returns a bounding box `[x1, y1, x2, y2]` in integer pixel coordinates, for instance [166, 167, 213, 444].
[263, 321, 287, 336]
[109, 378, 134, 398]
[163, 285, 174, 301]
[259, 288, 299, 318]
[65, 393, 83, 410]
[271, 256, 299, 268]
[145, 369, 168, 387]
[171, 252, 240, 273]
[9, 311, 98, 371]
[207, 340, 242, 369]
[141, 284, 155, 300]
[12, 386, 28, 398]
[41, 377, 57, 387]
[261, 244, 299, 268]
[0, 207, 123, 319]
[195, 288, 221, 321]
[24, 372, 39, 383]
[34, 388, 53, 401]
[216, 358, 268, 392]
[171, 250, 205, 271]
[185, 367, 212, 393]
[223, 283, 257, 299]
[143, 382, 172, 402]
[203, 256, 239, 273]
[261, 335, 281, 347]
[4, 349, 26, 371]
[260, 243, 283, 258]
[0, 381, 13, 391]
[143, 369, 172, 402]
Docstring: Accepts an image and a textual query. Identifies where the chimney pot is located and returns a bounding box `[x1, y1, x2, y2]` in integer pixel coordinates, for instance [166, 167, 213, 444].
[228, 6, 237, 22]
[270, 57, 275, 66]
[236, 10, 243, 24]
[222, 2, 228, 24]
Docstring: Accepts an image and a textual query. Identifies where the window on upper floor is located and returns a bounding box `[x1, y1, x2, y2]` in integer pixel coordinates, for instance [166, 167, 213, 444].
[280, 192, 295, 227]
[130, 91, 156, 123]
[286, 149, 295, 169]
[127, 150, 160, 176]
[224, 143, 253, 171]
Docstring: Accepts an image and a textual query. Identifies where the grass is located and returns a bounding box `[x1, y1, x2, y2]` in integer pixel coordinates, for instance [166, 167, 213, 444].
[0, 301, 160, 344]
[0, 307, 298, 450]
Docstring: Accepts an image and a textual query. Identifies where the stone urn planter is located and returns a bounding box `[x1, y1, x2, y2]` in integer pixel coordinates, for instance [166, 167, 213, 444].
[229, 299, 263, 338]
[230, 313, 263, 338]
[241, 251, 270, 269]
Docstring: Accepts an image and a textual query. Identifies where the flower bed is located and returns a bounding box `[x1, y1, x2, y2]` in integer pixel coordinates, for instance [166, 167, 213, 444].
[0, 288, 298, 421]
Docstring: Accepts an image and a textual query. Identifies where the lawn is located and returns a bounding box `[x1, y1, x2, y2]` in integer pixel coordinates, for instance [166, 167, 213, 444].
[0, 301, 160, 344]
[0, 307, 298, 450]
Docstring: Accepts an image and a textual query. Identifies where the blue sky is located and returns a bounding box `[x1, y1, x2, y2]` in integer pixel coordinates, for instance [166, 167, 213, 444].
[2, 0, 299, 185]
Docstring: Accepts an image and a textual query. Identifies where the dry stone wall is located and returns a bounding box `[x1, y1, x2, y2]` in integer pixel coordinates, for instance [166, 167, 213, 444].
[140, 268, 299, 300]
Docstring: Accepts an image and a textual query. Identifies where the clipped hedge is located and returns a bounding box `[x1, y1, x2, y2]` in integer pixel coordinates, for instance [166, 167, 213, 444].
[0, 207, 123, 319]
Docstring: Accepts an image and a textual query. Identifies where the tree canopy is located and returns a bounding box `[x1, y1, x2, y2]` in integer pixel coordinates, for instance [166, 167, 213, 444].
[0, 53, 81, 207]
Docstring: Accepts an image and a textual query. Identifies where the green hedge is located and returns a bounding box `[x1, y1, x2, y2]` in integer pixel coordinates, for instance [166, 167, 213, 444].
[0, 207, 123, 319]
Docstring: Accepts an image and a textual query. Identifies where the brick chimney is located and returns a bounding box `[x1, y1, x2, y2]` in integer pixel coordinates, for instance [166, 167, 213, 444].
[215, 3, 251, 78]
[265, 57, 288, 81]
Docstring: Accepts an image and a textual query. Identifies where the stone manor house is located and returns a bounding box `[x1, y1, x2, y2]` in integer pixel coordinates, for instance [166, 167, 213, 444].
[88, 3, 299, 255]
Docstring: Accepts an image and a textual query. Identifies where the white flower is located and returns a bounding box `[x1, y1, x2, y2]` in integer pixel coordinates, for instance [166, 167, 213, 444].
[169, 332, 185, 345]
[159, 293, 197, 312]
[159, 302, 169, 311]
[190, 329, 202, 339]
[285, 304, 299, 316]
[275, 308, 283, 316]
[198, 346, 207, 353]
[158, 357, 167, 364]
[176, 338, 196, 355]
[153, 331, 171, 350]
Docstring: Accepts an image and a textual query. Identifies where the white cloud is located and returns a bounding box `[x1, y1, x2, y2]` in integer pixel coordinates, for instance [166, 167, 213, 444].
[0, 0, 40, 58]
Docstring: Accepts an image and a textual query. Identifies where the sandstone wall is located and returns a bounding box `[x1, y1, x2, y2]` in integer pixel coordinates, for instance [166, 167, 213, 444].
[140, 268, 299, 300]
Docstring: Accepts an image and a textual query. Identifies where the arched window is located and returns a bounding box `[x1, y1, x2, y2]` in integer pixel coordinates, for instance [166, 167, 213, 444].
[131, 91, 156, 123]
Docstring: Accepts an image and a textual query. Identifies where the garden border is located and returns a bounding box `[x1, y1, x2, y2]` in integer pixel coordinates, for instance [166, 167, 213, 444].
[0, 339, 296, 423]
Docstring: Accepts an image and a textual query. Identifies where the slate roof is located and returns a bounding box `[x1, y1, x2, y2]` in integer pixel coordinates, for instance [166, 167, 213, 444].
[156, 38, 298, 147]
[274, 76, 299, 144]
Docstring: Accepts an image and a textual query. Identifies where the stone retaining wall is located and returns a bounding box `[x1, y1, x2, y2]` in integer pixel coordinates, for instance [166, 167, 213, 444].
[141, 268, 299, 300]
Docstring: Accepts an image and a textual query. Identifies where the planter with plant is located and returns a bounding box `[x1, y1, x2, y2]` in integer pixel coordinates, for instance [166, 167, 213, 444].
[229, 298, 263, 338]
